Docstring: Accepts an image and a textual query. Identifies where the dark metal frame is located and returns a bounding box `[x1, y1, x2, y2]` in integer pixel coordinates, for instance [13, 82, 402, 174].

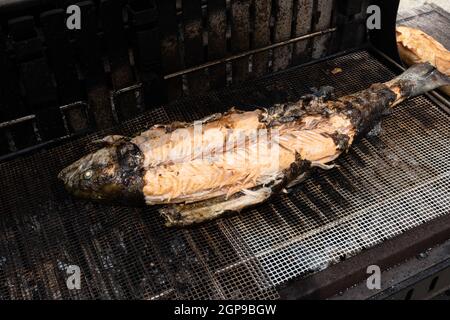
[368, 0, 402, 64]
[371, 248, 450, 300]
[278, 209, 450, 299]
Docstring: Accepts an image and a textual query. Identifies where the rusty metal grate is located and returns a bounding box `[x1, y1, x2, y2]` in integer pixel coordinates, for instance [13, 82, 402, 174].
[0, 50, 449, 299]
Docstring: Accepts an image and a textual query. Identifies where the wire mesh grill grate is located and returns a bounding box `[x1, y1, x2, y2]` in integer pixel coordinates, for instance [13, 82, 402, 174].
[0, 50, 449, 299]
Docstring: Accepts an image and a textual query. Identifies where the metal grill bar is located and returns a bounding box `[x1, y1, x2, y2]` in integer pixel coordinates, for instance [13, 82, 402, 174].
[0, 50, 449, 299]
[163, 28, 338, 79]
[0, 82, 147, 163]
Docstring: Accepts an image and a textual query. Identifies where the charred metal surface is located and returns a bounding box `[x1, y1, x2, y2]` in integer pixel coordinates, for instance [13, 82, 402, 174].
[252, 0, 271, 77]
[332, 239, 450, 300]
[230, 0, 251, 82]
[368, 0, 402, 64]
[279, 212, 450, 300]
[272, 0, 294, 71]
[207, 0, 227, 89]
[311, 0, 335, 59]
[292, 0, 314, 64]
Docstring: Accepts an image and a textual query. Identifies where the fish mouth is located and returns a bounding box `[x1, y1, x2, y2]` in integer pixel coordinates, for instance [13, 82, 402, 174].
[58, 152, 94, 186]
[57, 164, 92, 198]
[57, 162, 80, 189]
[57, 167, 67, 182]
[58, 163, 75, 182]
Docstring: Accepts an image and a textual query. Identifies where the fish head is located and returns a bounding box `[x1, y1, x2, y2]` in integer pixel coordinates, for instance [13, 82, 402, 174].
[58, 140, 145, 204]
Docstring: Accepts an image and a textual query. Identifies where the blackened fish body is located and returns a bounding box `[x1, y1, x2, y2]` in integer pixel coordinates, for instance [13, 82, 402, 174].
[58, 63, 450, 226]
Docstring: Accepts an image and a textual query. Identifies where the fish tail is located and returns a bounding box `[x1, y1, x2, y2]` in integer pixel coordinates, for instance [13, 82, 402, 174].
[386, 62, 450, 106]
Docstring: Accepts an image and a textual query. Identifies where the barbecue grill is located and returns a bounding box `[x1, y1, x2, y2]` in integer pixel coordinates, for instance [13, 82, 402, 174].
[0, 0, 449, 300]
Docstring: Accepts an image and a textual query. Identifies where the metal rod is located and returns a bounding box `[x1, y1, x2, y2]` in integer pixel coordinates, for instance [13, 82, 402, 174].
[0, 0, 56, 12]
[112, 83, 143, 97]
[163, 28, 338, 80]
[0, 114, 35, 129]
[59, 101, 87, 111]
[0, 131, 90, 164]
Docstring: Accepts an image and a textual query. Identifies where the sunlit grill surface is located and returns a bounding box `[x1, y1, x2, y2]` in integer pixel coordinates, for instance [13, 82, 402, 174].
[0, 50, 449, 299]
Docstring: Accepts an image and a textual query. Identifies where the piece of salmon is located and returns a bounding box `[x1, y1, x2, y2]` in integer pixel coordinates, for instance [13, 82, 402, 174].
[58, 63, 450, 226]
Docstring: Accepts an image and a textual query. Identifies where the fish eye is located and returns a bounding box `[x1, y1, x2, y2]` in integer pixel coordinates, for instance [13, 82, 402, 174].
[84, 170, 93, 179]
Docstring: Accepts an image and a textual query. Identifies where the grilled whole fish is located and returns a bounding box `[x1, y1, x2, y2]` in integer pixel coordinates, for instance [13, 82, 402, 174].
[59, 63, 450, 226]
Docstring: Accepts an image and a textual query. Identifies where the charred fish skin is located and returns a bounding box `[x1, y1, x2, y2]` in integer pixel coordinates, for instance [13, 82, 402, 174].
[387, 62, 450, 100]
[58, 138, 145, 204]
[332, 62, 450, 136]
[58, 63, 450, 226]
